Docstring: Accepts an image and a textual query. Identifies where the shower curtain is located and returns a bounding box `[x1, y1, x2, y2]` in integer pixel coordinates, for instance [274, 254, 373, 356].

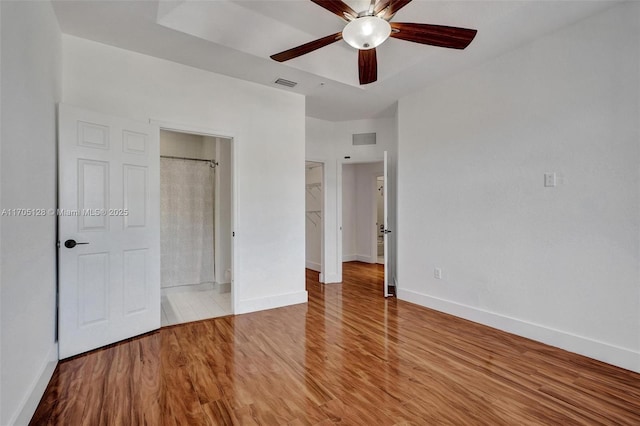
[160, 158, 215, 289]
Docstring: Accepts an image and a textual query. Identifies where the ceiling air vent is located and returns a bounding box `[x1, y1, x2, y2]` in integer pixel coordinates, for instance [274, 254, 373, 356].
[274, 78, 297, 88]
[352, 132, 377, 146]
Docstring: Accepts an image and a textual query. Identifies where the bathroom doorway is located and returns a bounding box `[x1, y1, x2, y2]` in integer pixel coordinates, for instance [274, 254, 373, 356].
[159, 129, 233, 325]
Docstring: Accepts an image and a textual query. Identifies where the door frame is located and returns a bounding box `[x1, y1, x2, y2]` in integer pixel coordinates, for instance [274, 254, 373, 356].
[336, 155, 385, 284]
[151, 120, 238, 314]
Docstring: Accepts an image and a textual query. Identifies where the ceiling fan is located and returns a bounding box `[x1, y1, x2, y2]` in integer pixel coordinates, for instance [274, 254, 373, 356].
[270, 0, 477, 85]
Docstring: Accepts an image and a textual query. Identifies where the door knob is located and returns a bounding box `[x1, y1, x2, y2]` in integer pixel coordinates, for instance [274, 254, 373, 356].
[64, 239, 89, 249]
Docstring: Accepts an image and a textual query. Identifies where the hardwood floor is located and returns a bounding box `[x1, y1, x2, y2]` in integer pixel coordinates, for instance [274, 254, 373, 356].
[32, 262, 640, 425]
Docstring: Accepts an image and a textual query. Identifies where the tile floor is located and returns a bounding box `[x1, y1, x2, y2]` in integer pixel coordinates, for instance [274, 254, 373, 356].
[161, 287, 232, 327]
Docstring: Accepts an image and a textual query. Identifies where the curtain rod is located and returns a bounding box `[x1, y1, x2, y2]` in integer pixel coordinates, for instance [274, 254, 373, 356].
[161, 155, 219, 167]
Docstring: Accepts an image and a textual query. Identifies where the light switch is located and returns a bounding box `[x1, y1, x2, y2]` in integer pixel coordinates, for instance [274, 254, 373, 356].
[544, 173, 557, 187]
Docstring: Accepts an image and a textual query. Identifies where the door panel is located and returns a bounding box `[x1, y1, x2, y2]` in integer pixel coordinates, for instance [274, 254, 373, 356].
[78, 252, 109, 326]
[123, 249, 149, 315]
[58, 104, 160, 359]
[123, 165, 148, 228]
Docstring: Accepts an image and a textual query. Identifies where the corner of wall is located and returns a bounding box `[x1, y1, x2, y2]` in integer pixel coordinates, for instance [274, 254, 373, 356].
[1, 1, 62, 423]
[12, 343, 58, 425]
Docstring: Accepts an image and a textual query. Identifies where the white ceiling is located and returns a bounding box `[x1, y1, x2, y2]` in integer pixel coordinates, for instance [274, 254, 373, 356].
[52, 0, 618, 121]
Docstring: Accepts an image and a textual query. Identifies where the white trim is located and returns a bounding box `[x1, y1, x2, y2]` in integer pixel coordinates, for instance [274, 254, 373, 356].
[343, 255, 375, 263]
[151, 119, 238, 316]
[12, 343, 58, 425]
[236, 291, 308, 315]
[150, 119, 235, 140]
[356, 254, 375, 264]
[306, 260, 321, 272]
[322, 273, 341, 283]
[398, 289, 640, 373]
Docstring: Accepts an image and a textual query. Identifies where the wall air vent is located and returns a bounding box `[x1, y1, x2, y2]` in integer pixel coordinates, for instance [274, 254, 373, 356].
[274, 78, 297, 88]
[352, 132, 377, 146]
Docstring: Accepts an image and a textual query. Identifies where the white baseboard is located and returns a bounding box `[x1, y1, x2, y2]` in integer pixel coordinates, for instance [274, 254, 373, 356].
[12, 342, 58, 425]
[236, 290, 308, 315]
[343, 255, 375, 264]
[356, 254, 374, 264]
[397, 289, 640, 373]
[305, 260, 321, 272]
[321, 273, 341, 283]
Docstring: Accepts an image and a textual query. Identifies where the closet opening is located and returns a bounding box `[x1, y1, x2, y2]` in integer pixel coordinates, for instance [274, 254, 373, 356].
[305, 161, 324, 279]
[159, 129, 233, 326]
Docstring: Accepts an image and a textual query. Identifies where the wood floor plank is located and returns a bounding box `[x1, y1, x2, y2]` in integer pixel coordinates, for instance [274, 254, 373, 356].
[31, 262, 640, 425]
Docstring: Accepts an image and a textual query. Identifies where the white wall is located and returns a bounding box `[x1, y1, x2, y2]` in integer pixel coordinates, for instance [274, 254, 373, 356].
[202, 136, 217, 160]
[306, 116, 397, 282]
[397, 2, 640, 372]
[63, 35, 307, 314]
[305, 163, 322, 271]
[160, 130, 215, 160]
[0, 2, 61, 424]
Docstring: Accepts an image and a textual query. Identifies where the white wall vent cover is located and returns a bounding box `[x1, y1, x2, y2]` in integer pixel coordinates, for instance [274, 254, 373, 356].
[352, 132, 377, 145]
[274, 78, 297, 88]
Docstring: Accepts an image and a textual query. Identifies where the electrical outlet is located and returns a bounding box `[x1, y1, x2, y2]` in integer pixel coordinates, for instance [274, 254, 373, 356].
[434, 268, 442, 280]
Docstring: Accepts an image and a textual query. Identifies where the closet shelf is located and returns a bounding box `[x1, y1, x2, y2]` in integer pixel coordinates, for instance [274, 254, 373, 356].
[305, 210, 321, 227]
[305, 182, 322, 200]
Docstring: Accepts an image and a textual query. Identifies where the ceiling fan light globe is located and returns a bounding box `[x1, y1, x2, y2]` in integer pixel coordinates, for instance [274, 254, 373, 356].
[342, 16, 391, 50]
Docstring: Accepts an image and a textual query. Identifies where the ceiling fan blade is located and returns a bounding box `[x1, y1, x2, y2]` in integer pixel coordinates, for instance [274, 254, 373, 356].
[390, 22, 477, 49]
[376, 0, 412, 19]
[374, 0, 390, 15]
[271, 32, 343, 62]
[358, 48, 377, 85]
[310, 0, 357, 21]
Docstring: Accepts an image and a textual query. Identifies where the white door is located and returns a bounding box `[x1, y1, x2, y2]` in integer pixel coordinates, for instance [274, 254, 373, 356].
[383, 151, 391, 297]
[58, 104, 160, 359]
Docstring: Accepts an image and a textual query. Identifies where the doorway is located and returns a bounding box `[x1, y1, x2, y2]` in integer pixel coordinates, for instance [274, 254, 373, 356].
[159, 129, 233, 325]
[341, 160, 386, 291]
[305, 161, 324, 276]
